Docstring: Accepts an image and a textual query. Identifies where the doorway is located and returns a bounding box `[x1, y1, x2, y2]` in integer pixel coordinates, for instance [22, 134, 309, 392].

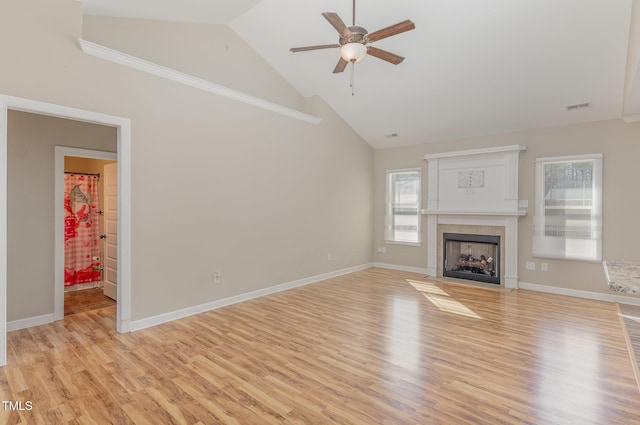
[0, 94, 133, 366]
[57, 150, 117, 317]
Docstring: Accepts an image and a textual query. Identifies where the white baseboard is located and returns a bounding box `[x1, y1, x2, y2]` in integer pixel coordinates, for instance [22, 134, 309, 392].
[64, 282, 101, 292]
[518, 281, 640, 306]
[129, 263, 374, 332]
[12, 269, 637, 334]
[371, 263, 640, 306]
[373, 262, 428, 275]
[8, 313, 55, 332]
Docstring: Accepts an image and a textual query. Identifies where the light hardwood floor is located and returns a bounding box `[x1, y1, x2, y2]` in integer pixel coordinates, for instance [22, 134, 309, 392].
[2, 268, 640, 424]
[64, 288, 116, 317]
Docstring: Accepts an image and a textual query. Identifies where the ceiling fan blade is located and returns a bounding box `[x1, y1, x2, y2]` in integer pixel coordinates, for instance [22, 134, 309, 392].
[333, 58, 349, 73]
[366, 46, 405, 65]
[290, 44, 340, 53]
[367, 19, 415, 42]
[322, 12, 351, 38]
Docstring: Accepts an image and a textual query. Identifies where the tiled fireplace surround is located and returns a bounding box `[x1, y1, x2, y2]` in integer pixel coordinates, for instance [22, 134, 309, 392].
[422, 145, 527, 289]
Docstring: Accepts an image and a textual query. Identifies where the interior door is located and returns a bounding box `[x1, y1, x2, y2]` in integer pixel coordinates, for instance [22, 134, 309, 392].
[103, 162, 118, 300]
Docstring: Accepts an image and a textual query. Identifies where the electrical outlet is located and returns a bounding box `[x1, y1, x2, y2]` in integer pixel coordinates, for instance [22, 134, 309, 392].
[541, 262, 548, 272]
[526, 261, 536, 271]
[213, 271, 221, 284]
[327, 253, 332, 261]
[377, 247, 382, 254]
[382, 247, 387, 254]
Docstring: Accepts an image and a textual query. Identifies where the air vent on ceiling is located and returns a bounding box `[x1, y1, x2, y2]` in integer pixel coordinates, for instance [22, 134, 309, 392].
[385, 133, 399, 138]
[566, 102, 591, 111]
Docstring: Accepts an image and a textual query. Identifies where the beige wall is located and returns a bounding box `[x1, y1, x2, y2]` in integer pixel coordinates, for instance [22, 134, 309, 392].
[374, 119, 640, 296]
[7, 111, 117, 320]
[64, 157, 114, 174]
[2, 0, 373, 322]
[82, 16, 303, 112]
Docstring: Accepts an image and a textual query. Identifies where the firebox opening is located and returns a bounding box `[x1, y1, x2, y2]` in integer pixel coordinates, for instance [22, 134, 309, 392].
[443, 233, 500, 285]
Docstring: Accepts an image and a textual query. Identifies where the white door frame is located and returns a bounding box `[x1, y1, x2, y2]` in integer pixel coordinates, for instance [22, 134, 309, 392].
[0, 94, 132, 366]
[54, 147, 117, 320]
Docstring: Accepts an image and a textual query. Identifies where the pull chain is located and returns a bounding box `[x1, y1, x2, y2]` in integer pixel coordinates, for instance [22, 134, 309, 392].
[350, 62, 355, 96]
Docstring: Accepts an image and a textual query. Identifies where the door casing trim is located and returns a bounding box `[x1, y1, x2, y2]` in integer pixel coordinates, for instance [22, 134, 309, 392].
[0, 94, 132, 366]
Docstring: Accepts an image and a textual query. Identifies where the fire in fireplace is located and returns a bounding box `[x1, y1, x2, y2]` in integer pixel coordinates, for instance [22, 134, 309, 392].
[443, 233, 500, 284]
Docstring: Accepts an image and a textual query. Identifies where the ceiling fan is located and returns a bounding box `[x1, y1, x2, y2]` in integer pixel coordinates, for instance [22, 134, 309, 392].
[290, 0, 416, 73]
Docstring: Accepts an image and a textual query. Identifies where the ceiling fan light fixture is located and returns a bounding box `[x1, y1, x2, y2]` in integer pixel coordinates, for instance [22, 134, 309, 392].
[340, 42, 367, 63]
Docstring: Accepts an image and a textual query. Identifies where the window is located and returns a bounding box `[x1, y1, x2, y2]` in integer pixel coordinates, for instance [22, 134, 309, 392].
[385, 169, 421, 244]
[533, 154, 602, 261]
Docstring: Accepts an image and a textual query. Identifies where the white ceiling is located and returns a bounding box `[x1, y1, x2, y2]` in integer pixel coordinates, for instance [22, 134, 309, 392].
[83, 0, 635, 149]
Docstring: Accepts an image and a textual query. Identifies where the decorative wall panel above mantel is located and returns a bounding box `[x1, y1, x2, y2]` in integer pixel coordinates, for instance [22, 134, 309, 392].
[423, 145, 527, 215]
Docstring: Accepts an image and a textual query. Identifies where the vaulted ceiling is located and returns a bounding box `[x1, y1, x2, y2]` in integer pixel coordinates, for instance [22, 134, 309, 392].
[83, 0, 638, 149]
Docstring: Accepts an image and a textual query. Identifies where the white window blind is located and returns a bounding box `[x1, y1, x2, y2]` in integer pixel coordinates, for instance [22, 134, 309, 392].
[533, 154, 602, 261]
[385, 169, 421, 244]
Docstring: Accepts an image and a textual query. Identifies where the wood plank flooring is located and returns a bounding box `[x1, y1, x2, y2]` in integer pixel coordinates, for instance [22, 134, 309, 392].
[64, 288, 116, 316]
[2, 268, 640, 424]
[620, 303, 640, 391]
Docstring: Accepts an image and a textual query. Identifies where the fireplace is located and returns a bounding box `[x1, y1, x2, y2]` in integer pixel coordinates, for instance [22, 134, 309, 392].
[443, 233, 500, 284]
[422, 145, 527, 288]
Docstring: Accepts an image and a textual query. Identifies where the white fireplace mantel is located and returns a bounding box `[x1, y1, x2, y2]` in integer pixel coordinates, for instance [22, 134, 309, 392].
[422, 145, 527, 289]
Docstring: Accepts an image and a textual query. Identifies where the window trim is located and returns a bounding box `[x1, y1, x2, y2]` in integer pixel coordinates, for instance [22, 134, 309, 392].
[384, 168, 422, 246]
[533, 153, 603, 262]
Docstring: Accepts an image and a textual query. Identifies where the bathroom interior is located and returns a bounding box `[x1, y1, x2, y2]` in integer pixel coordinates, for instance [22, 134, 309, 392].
[63, 156, 117, 316]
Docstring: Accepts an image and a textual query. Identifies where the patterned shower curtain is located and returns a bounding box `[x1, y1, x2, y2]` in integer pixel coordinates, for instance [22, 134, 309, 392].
[64, 174, 101, 286]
